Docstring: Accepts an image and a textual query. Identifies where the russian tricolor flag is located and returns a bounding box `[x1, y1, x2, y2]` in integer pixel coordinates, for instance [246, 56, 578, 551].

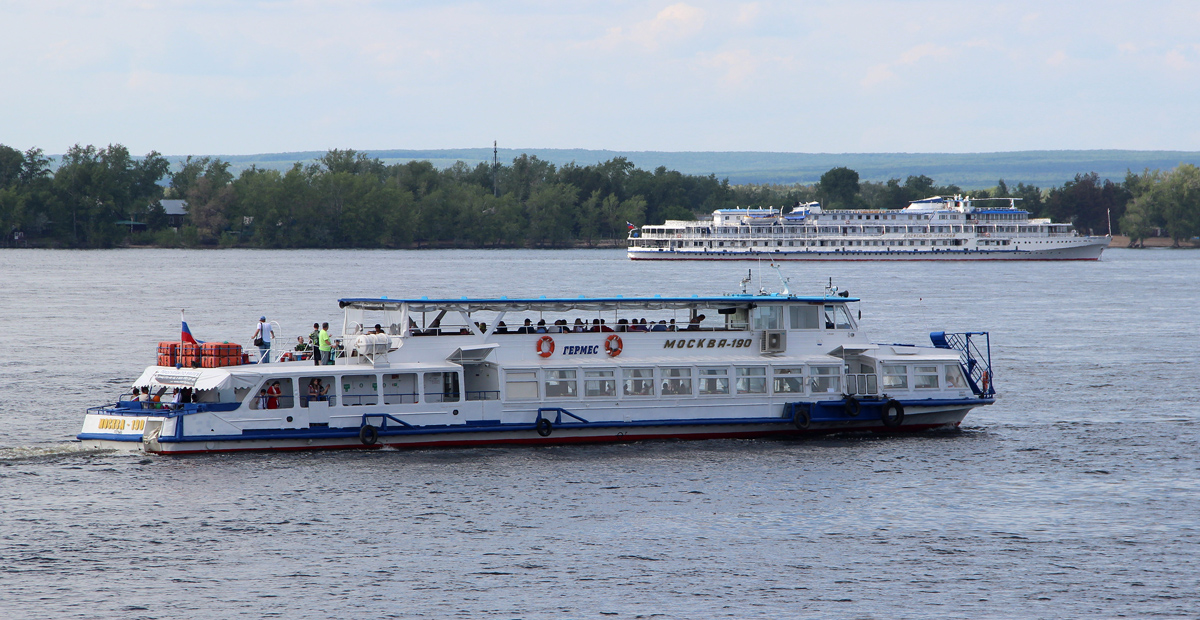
[181, 310, 199, 345]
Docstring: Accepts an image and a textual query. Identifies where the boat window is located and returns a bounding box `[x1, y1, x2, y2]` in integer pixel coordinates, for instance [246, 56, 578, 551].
[914, 366, 940, 389]
[811, 366, 841, 394]
[425, 371, 460, 403]
[342, 374, 379, 406]
[735, 367, 767, 394]
[823, 304, 853, 329]
[383, 373, 419, 405]
[752, 306, 782, 330]
[944, 365, 967, 389]
[622, 368, 655, 396]
[661, 367, 692, 396]
[789, 305, 820, 330]
[249, 378, 295, 410]
[544, 369, 578, 398]
[882, 365, 908, 390]
[698, 368, 730, 395]
[772, 367, 804, 394]
[505, 370, 539, 400]
[584, 370, 616, 397]
[302, 376, 336, 407]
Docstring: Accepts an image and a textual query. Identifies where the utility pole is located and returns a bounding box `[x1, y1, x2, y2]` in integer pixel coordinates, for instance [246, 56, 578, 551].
[492, 141, 499, 197]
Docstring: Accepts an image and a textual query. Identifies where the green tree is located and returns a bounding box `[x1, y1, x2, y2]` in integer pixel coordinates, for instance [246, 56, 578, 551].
[817, 167, 860, 209]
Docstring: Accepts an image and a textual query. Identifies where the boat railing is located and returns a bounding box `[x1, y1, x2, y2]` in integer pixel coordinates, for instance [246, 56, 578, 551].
[845, 373, 879, 397]
[423, 391, 461, 403]
[466, 390, 500, 401]
[382, 392, 419, 404]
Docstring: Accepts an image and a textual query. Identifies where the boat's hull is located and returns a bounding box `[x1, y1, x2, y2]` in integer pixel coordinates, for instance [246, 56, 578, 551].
[628, 243, 1107, 261]
[79, 401, 983, 455]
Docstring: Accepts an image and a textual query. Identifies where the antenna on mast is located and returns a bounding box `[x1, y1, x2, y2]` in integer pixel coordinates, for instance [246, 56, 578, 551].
[492, 141, 499, 197]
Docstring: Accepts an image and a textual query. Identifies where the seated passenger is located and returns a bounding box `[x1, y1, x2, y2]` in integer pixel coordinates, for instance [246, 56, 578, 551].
[651, 320, 667, 332]
[600, 320, 614, 332]
[573, 318, 586, 333]
[616, 318, 629, 332]
[590, 319, 601, 333]
[517, 318, 533, 334]
[495, 321, 509, 334]
[535, 319, 548, 333]
[668, 319, 677, 331]
[370, 323, 385, 334]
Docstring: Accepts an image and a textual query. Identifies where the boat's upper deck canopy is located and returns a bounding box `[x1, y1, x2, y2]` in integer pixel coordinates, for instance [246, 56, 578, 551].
[339, 294, 859, 314]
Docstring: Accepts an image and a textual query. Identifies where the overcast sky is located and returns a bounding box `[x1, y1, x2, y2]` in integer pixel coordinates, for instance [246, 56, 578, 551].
[3, 1, 1198, 156]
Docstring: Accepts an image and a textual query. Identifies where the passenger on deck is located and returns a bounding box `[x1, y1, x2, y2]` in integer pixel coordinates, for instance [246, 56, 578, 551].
[518, 319, 533, 334]
[495, 321, 508, 334]
[370, 324, 385, 334]
[616, 318, 629, 332]
[686, 314, 705, 330]
[669, 319, 678, 331]
[169, 388, 182, 410]
[600, 320, 614, 332]
[535, 319, 548, 333]
[652, 320, 667, 332]
[554, 319, 568, 333]
[573, 318, 586, 333]
[267, 381, 281, 409]
[591, 319, 601, 332]
[257, 388, 269, 409]
[307, 379, 320, 404]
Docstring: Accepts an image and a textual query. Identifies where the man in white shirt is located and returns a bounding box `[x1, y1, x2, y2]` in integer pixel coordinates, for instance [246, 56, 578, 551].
[253, 316, 274, 363]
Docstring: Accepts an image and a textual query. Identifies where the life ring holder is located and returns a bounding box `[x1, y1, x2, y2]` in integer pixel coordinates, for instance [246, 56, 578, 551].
[536, 336, 555, 358]
[881, 399, 905, 428]
[604, 334, 623, 357]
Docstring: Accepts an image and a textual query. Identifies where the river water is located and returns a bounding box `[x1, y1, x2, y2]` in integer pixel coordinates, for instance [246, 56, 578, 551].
[1, 248, 1197, 618]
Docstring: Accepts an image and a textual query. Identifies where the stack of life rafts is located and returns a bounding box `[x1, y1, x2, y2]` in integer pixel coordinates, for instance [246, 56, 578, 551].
[157, 341, 247, 368]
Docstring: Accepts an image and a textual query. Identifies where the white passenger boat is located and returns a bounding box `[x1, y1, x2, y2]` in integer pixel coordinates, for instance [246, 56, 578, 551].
[79, 275, 997, 454]
[628, 196, 1109, 261]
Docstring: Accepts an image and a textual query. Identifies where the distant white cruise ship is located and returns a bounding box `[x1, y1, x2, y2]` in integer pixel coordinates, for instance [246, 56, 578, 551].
[628, 196, 1109, 261]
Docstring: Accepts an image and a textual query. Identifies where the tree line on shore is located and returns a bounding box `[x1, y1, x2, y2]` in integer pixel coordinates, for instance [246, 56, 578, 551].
[1, 143, 1197, 248]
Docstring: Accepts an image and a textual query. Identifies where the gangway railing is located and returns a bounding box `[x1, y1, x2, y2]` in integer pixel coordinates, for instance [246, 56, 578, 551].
[930, 331, 994, 397]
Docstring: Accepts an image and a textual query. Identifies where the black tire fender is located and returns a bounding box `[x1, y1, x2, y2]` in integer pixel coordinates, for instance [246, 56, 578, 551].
[843, 396, 861, 417]
[536, 418, 553, 437]
[359, 424, 379, 445]
[792, 404, 811, 430]
[881, 400, 905, 428]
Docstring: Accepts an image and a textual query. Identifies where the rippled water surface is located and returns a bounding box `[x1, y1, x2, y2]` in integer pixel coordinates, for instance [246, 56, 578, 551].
[1, 248, 1198, 618]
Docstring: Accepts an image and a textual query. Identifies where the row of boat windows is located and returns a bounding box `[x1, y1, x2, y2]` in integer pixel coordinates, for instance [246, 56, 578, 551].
[637, 239, 968, 248]
[240, 371, 465, 410]
[506, 363, 968, 400]
[642, 224, 1058, 237]
[230, 362, 967, 410]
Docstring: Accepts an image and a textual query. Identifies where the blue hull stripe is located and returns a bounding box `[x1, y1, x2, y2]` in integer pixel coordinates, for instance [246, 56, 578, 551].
[90, 397, 986, 445]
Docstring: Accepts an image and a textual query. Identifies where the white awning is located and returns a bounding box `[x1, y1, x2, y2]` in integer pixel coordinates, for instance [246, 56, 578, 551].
[133, 367, 259, 391]
[447, 343, 499, 363]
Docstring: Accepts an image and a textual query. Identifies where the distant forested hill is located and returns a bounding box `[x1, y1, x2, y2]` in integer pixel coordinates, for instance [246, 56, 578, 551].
[168, 149, 1200, 188]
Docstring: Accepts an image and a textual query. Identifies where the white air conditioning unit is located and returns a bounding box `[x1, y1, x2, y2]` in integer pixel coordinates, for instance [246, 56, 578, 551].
[760, 330, 786, 353]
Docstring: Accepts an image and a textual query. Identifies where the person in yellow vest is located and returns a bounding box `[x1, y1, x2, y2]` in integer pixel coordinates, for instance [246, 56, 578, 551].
[318, 322, 333, 365]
